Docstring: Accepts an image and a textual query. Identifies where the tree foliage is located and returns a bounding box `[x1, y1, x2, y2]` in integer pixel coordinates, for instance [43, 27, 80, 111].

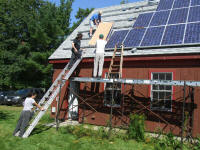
[0, 0, 82, 90]
[120, 0, 129, 4]
[70, 7, 94, 33]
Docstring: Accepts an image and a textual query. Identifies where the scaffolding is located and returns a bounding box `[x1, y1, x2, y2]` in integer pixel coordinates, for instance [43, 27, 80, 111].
[56, 76, 200, 144]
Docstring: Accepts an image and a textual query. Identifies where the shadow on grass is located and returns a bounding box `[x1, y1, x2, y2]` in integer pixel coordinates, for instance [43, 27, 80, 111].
[0, 111, 14, 121]
[30, 124, 54, 136]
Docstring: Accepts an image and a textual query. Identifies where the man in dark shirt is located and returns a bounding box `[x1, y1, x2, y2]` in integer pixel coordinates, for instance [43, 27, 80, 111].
[67, 33, 84, 70]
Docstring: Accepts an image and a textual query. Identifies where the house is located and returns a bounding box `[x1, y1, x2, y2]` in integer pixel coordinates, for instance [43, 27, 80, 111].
[48, 0, 200, 137]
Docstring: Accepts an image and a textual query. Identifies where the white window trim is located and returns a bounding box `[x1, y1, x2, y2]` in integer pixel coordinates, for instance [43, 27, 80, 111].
[150, 72, 173, 112]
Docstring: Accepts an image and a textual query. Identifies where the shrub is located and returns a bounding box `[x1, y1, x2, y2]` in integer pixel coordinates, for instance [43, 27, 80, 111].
[128, 114, 145, 141]
[193, 137, 200, 150]
[97, 126, 109, 139]
[153, 132, 182, 150]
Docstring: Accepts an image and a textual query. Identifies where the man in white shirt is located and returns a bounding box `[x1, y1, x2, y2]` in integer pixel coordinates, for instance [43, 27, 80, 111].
[93, 34, 107, 78]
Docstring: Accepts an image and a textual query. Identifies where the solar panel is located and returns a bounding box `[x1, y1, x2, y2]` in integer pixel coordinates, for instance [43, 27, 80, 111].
[140, 26, 165, 46]
[191, 0, 200, 6]
[105, 30, 129, 49]
[184, 22, 200, 44]
[105, 0, 200, 49]
[161, 24, 185, 45]
[150, 11, 170, 27]
[168, 8, 188, 24]
[156, 0, 174, 11]
[173, 0, 190, 9]
[123, 28, 146, 47]
[188, 6, 200, 22]
[133, 13, 153, 28]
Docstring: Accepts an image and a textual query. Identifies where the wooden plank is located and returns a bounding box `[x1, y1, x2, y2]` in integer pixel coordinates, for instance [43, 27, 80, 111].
[89, 22, 113, 46]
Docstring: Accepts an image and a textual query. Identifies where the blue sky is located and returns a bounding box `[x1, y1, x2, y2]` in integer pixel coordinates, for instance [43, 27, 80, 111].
[48, 0, 141, 25]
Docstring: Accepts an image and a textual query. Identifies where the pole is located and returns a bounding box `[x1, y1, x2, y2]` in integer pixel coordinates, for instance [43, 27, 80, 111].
[56, 79, 62, 131]
[181, 81, 186, 149]
[109, 80, 115, 137]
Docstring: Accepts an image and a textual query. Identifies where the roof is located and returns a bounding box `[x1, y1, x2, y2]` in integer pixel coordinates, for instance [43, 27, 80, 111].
[49, 0, 200, 61]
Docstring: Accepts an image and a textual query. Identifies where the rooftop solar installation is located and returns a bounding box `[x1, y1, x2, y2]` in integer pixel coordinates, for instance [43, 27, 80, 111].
[156, 0, 174, 11]
[161, 24, 185, 45]
[150, 10, 170, 26]
[168, 8, 188, 24]
[123, 28, 146, 47]
[133, 12, 153, 28]
[184, 22, 200, 44]
[191, 0, 200, 6]
[105, 0, 200, 50]
[188, 6, 200, 22]
[105, 30, 129, 49]
[173, 0, 190, 9]
[141, 26, 164, 46]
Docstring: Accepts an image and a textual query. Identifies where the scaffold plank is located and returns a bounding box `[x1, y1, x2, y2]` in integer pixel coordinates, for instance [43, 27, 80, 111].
[71, 77, 200, 87]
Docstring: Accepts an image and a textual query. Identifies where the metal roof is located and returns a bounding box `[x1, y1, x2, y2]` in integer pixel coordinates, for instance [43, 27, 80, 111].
[49, 0, 200, 60]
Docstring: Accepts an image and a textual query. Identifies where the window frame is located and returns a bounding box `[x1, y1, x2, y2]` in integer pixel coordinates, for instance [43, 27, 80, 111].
[150, 71, 174, 112]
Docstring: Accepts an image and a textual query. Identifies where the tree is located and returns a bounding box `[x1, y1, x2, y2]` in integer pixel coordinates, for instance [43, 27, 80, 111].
[70, 7, 94, 33]
[0, 0, 74, 90]
[120, 0, 129, 4]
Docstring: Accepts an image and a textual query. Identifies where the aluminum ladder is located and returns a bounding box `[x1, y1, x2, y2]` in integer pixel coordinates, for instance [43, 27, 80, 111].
[22, 56, 83, 138]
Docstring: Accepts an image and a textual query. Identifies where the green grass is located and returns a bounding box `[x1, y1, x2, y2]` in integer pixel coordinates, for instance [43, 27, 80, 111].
[0, 105, 194, 150]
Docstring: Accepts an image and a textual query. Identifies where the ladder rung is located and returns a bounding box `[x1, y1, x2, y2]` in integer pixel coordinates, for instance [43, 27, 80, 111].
[111, 65, 120, 67]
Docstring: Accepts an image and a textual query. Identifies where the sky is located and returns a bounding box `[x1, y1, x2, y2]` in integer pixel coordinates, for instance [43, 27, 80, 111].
[48, 0, 141, 25]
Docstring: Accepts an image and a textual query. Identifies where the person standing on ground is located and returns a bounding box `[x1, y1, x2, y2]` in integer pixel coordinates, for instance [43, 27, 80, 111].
[67, 33, 84, 70]
[89, 11, 102, 37]
[13, 91, 44, 137]
[93, 34, 107, 78]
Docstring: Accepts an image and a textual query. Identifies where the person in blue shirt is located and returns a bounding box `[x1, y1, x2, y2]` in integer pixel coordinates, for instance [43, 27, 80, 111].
[89, 11, 102, 37]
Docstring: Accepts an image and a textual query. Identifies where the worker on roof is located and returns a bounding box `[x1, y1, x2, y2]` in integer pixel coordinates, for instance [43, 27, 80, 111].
[67, 33, 84, 70]
[93, 34, 107, 78]
[89, 11, 102, 37]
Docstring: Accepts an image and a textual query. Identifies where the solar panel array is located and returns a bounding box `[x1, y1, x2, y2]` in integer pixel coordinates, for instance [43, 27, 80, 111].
[105, 0, 200, 49]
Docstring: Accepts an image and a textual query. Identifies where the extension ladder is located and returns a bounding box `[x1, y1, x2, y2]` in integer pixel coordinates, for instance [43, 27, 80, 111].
[22, 56, 83, 138]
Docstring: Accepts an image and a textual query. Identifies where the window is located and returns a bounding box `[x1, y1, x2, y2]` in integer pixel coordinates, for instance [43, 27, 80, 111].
[104, 73, 121, 107]
[151, 72, 173, 111]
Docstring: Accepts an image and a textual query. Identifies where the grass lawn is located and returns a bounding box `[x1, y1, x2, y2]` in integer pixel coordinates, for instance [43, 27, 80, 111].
[0, 105, 194, 150]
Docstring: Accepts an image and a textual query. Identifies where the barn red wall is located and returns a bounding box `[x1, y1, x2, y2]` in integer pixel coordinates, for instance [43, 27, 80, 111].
[50, 54, 200, 137]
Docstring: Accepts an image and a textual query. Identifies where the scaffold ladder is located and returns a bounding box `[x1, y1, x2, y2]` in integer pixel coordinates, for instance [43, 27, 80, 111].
[22, 57, 83, 138]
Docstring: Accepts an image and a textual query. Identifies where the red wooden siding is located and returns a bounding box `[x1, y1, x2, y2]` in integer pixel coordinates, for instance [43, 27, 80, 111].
[50, 54, 200, 137]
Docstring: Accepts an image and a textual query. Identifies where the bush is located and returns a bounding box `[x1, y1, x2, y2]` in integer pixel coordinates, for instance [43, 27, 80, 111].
[65, 125, 94, 138]
[128, 114, 145, 141]
[153, 132, 182, 150]
[193, 137, 200, 150]
[97, 126, 109, 139]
